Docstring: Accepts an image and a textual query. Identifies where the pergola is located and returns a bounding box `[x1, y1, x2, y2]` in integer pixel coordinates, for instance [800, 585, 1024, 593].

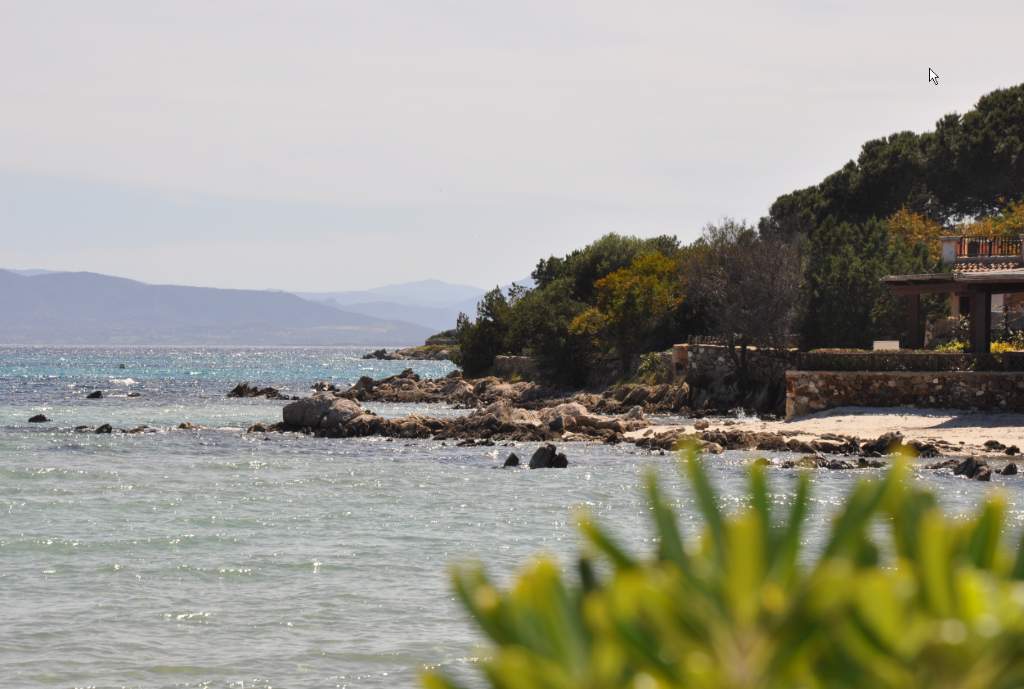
[882, 269, 1024, 353]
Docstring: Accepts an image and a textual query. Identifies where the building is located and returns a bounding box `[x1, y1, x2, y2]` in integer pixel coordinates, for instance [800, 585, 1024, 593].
[882, 235, 1024, 353]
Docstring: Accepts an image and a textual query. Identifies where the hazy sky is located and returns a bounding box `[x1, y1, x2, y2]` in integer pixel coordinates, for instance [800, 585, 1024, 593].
[2, 1, 1022, 291]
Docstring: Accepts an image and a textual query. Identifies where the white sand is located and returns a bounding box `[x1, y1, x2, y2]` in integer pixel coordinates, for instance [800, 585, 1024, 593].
[630, 406, 1024, 456]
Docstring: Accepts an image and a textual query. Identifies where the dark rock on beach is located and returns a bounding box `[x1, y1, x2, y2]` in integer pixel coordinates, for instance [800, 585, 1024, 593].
[1002, 463, 1018, 476]
[86, 390, 103, 399]
[860, 432, 903, 456]
[28, 414, 49, 423]
[905, 439, 939, 458]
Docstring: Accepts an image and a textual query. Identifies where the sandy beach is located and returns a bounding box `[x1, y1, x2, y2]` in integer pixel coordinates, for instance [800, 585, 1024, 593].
[631, 406, 1024, 457]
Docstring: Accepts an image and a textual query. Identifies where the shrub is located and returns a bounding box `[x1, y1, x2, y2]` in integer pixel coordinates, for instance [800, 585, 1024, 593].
[631, 351, 673, 385]
[424, 449, 1024, 689]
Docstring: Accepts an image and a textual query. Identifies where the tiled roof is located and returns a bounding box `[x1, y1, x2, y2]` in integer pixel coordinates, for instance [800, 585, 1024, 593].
[954, 261, 1023, 273]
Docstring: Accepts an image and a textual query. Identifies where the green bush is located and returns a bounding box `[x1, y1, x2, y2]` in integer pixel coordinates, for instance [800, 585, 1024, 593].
[424, 449, 1024, 689]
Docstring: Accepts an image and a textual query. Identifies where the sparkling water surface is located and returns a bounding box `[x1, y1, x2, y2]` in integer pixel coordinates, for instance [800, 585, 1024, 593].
[1, 347, 1021, 689]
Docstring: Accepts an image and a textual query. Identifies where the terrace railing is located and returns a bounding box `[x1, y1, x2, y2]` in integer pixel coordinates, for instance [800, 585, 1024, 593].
[957, 236, 1023, 258]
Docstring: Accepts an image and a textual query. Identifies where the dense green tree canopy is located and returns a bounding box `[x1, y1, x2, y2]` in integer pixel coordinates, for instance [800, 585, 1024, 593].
[762, 83, 1024, 238]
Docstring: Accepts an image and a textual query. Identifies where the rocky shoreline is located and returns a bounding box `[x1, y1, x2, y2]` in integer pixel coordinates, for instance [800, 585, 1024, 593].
[25, 369, 1021, 480]
[326, 368, 690, 414]
[232, 370, 1020, 478]
[361, 345, 454, 361]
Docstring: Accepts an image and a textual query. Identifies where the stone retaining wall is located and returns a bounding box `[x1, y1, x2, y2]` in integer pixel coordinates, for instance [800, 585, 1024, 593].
[786, 370, 1024, 418]
[682, 344, 798, 415]
[492, 355, 539, 381]
[794, 351, 1024, 372]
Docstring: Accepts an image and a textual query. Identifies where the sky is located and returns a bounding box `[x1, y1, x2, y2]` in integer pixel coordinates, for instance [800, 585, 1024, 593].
[1, 0, 1022, 292]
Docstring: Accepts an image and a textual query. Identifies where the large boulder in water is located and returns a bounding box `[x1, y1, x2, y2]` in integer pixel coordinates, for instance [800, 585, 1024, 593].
[282, 394, 336, 429]
[320, 398, 368, 434]
[86, 390, 103, 399]
[529, 443, 568, 469]
[28, 414, 49, 423]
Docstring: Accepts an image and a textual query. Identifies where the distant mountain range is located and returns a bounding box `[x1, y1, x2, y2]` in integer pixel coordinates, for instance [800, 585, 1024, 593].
[0, 270, 433, 346]
[296, 278, 532, 332]
[0, 268, 532, 346]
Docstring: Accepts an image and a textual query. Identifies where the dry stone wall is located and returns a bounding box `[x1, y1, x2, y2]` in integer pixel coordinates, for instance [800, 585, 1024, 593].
[786, 370, 1024, 418]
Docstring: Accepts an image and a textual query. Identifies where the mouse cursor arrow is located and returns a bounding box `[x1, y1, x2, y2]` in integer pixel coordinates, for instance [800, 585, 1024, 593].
[929, 67, 939, 85]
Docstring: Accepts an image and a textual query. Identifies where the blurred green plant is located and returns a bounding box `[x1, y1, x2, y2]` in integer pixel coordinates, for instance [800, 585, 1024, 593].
[423, 448, 1024, 689]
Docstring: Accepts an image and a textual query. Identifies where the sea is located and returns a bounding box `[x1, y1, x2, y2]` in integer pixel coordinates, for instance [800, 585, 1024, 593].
[1, 346, 1021, 689]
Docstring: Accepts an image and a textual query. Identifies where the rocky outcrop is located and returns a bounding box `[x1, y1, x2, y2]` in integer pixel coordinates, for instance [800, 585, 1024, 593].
[279, 391, 649, 443]
[86, 390, 103, 399]
[337, 369, 691, 416]
[586, 383, 690, 415]
[227, 383, 294, 400]
[95, 423, 113, 434]
[362, 345, 454, 361]
[340, 369, 541, 407]
[28, 414, 49, 423]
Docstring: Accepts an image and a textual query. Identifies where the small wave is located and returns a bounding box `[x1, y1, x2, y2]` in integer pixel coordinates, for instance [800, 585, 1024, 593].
[110, 377, 138, 386]
[162, 610, 213, 624]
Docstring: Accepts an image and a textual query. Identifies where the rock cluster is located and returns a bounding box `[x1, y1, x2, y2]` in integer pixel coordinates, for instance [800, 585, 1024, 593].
[528, 444, 568, 469]
[339, 369, 556, 408]
[227, 382, 296, 400]
[280, 393, 648, 442]
[926, 456, 1020, 481]
[336, 368, 691, 415]
[361, 346, 453, 361]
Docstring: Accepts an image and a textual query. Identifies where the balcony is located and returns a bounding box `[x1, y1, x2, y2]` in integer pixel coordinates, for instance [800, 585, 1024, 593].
[941, 234, 1024, 268]
[957, 236, 1023, 258]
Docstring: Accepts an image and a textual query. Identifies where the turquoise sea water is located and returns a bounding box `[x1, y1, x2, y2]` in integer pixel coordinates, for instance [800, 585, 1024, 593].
[1, 346, 1021, 689]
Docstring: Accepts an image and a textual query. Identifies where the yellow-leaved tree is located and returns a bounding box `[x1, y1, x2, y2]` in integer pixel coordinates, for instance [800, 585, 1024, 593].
[568, 253, 682, 377]
[959, 200, 1024, 238]
[885, 208, 945, 260]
